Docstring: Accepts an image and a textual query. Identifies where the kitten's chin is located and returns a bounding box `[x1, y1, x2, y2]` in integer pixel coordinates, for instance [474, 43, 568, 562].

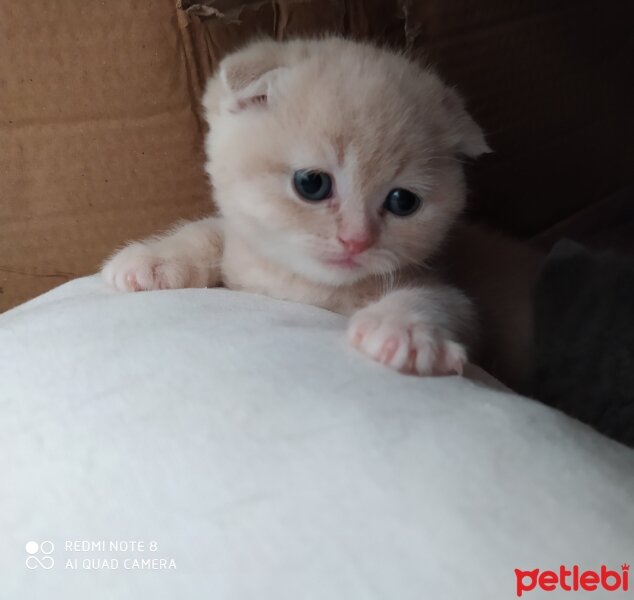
[278, 249, 394, 286]
[284, 249, 393, 286]
[289, 256, 371, 286]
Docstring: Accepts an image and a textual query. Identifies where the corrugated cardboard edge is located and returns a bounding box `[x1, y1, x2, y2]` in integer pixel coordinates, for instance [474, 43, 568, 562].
[178, 0, 315, 24]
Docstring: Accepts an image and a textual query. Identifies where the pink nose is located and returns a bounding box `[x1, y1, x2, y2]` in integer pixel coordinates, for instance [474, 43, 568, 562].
[338, 235, 374, 255]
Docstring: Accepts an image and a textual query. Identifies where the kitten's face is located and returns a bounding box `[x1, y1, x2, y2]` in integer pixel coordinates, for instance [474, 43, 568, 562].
[204, 39, 489, 286]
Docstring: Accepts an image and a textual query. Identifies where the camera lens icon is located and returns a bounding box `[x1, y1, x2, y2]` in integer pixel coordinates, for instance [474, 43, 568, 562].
[25, 541, 54, 570]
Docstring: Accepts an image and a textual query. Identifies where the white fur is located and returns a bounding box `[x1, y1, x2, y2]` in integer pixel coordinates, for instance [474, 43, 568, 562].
[102, 37, 490, 376]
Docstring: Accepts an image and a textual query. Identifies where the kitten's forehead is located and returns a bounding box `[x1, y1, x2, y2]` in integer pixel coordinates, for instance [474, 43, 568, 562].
[278, 50, 443, 174]
[286, 105, 434, 198]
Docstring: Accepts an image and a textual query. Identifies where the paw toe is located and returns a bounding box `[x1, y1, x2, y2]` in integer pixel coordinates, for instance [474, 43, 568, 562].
[347, 317, 380, 348]
[410, 325, 438, 375]
[435, 340, 467, 376]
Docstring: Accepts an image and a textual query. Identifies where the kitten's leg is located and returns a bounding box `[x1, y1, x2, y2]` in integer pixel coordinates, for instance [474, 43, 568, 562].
[101, 218, 224, 292]
[347, 286, 475, 376]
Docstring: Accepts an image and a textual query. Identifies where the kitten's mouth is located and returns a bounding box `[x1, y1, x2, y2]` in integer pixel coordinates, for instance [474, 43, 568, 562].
[322, 256, 362, 269]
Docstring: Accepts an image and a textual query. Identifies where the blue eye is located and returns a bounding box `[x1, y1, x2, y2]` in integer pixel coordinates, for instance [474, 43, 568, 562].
[293, 170, 333, 201]
[384, 188, 421, 217]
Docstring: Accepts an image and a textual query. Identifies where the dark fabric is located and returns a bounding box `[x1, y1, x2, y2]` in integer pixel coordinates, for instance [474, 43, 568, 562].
[530, 239, 634, 447]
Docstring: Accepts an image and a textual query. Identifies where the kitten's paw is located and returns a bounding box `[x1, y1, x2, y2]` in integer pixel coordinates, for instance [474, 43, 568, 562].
[101, 243, 195, 292]
[347, 309, 466, 376]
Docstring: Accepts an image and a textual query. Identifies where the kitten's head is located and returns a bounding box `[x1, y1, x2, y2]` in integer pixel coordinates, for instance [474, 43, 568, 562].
[203, 37, 490, 286]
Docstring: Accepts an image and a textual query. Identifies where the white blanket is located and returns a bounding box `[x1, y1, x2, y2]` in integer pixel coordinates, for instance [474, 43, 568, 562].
[1, 276, 633, 599]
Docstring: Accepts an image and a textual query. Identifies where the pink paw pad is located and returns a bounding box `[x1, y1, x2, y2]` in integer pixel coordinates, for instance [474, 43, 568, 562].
[378, 336, 400, 364]
[125, 271, 141, 292]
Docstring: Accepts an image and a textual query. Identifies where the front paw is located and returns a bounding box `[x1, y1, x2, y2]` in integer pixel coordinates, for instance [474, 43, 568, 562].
[101, 243, 195, 292]
[347, 309, 466, 376]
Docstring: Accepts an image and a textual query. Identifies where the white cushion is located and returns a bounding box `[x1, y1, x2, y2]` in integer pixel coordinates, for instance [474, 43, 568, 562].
[1, 276, 633, 599]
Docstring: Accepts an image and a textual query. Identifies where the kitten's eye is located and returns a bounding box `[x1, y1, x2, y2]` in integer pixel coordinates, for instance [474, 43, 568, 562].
[293, 170, 333, 202]
[383, 188, 421, 217]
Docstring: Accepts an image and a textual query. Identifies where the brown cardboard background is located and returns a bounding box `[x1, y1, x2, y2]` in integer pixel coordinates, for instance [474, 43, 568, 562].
[1, 0, 633, 311]
[0, 1, 212, 311]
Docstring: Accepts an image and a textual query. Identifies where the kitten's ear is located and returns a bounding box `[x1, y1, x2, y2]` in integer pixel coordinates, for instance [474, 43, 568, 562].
[442, 86, 492, 158]
[219, 42, 284, 112]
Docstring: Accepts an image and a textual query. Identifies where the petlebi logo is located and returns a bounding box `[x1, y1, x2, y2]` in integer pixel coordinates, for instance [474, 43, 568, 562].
[515, 563, 630, 596]
[25, 541, 55, 570]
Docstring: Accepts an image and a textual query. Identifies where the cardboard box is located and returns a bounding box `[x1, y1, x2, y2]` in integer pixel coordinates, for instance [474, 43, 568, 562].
[1, 1, 632, 311]
[0, 2, 213, 311]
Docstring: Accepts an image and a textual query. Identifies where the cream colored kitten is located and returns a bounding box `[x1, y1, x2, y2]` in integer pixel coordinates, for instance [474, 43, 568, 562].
[102, 37, 490, 376]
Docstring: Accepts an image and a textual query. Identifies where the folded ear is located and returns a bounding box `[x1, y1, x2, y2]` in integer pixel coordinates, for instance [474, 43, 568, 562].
[219, 41, 285, 112]
[442, 86, 492, 158]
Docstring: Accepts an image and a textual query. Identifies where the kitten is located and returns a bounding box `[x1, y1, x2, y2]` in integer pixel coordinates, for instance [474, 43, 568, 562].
[102, 37, 490, 376]
[530, 239, 634, 446]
